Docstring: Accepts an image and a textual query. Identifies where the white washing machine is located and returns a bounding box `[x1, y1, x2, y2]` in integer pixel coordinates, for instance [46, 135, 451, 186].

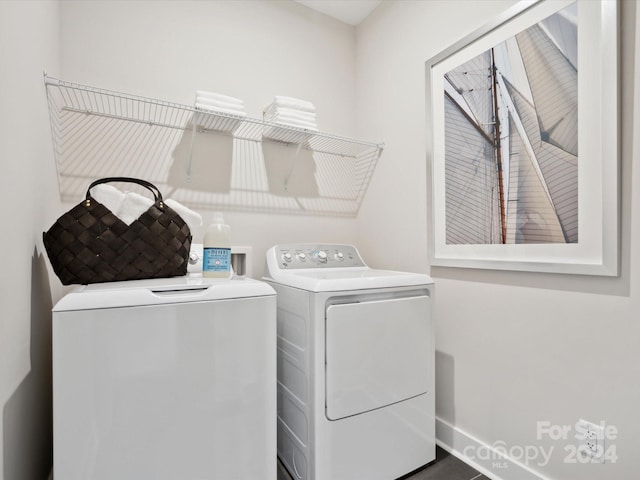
[52, 274, 276, 480]
[263, 244, 435, 480]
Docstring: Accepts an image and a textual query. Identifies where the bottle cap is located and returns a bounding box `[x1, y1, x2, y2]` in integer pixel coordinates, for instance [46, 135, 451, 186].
[213, 212, 225, 224]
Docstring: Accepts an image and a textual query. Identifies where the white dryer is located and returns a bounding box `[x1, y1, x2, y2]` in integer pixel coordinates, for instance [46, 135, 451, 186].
[263, 244, 435, 480]
[52, 275, 276, 480]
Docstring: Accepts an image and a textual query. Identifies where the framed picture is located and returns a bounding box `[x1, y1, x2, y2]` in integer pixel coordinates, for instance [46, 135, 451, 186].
[426, 0, 618, 275]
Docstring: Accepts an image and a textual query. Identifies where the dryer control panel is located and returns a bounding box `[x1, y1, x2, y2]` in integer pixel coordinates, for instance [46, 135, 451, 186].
[272, 244, 366, 269]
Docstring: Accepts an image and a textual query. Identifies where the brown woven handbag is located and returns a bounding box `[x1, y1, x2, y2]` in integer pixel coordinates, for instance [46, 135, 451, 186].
[43, 177, 192, 285]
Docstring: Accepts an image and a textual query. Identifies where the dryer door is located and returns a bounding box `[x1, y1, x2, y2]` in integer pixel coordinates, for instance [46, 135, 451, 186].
[325, 295, 430, 420]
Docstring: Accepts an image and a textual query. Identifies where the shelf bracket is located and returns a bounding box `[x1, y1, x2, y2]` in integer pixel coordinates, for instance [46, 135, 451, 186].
[186, 121, 197, 183]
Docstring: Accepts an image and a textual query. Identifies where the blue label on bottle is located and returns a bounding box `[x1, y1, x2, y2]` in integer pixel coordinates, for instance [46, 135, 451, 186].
[203, 247, 231, 272]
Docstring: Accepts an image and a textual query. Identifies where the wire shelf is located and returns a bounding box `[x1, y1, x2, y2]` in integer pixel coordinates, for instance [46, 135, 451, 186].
[44, 75, 383, 216]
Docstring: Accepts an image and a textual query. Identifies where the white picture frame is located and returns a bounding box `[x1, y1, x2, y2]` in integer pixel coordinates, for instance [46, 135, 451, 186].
[426, 0, 619, 276]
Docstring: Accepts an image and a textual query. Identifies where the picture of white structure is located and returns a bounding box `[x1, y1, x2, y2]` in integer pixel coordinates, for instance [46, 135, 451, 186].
[444, 2, 577, 245]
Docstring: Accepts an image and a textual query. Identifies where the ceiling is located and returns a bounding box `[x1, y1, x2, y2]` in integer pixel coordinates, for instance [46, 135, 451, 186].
[294, 0, 382, 26]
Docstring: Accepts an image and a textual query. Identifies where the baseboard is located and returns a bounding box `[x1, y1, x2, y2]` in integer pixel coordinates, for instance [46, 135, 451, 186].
[436, 417, 551, 480]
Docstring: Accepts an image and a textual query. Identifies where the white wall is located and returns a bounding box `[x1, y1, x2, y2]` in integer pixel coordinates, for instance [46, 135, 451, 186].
[357, 1, 640, 479]
[58, 0, 362, 278]
[0, 2, 61, 479]
[5, 2, 638, 479]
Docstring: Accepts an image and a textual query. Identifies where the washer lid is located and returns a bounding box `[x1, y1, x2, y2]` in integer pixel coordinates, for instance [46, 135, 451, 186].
[265, 268, 432, 292]
[264, 244, 433, 292]
[53, 275, 275, 311]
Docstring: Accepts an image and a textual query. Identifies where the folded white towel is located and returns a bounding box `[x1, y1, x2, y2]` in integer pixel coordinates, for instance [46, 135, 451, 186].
[267, 113, 317, 127]
[195, 103, 247, 117]
[264, 105, 317, 122]
[117, 191, 154, 225]
[91, 184, 126, 214]
[165, 199, 203, 232]
[196, 90, 244, 106]
[269, 118, 318, 131]
[271, 118, 318, 131]
[196, 96, 246, 111]
[274, 95, 316, 112]
[265, 111, 318, 129]
[92, 184, 151, 225]
[91, 184, 203, 232]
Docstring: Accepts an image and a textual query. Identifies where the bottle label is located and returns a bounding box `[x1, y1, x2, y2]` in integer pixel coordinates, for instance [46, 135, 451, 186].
[203, 247, 231, 272]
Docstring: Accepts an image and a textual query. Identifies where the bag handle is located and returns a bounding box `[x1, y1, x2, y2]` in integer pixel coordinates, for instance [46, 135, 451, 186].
[86, 177, 163, 203]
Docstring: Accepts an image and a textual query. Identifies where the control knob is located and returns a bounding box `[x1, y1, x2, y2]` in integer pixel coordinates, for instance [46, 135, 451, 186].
[315, 250, 328, 263]
[282, 252, 293, 263]
[334, 252, 344, 262]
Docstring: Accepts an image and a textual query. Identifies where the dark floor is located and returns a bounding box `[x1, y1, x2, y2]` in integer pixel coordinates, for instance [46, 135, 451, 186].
[277, 446, 489, 480]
